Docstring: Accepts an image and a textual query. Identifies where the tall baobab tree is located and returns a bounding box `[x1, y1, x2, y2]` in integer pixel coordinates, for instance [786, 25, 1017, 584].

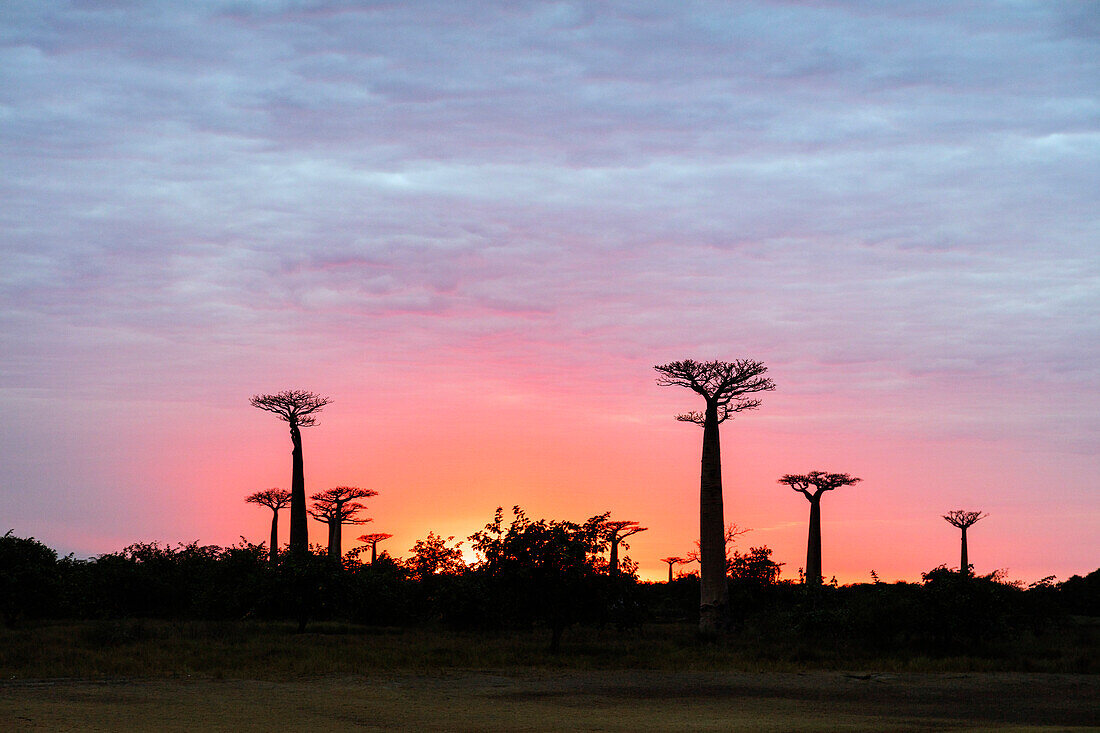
[943, 510, 987, 576]
[778, 471, 862, 587]
[660, 556, 691, 583]
[250, 390, 330, 554]
[357, 532, 393, 564]
[309, 486, 377, 560]
[603, 520, 647, 579]
[655, 359, 775, 635]
[245, 488, 291, 563]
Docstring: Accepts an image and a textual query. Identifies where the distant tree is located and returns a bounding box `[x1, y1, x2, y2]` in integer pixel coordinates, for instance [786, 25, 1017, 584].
[250, 390, 331, 554]
[660, 556, 690, 583]
[405, 532, 466, 580]
[245, 488, 292, 563]
[943, 510, 987, 576]
[309, 486, 377, 560]
[603, 520, 647, 579]
[655, 359, 775, 635]
[778, 471, 862, 586]
[356, 532, 394, 564]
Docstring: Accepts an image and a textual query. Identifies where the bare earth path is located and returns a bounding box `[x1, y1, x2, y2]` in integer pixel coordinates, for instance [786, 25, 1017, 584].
[2, 671, 1097, 731]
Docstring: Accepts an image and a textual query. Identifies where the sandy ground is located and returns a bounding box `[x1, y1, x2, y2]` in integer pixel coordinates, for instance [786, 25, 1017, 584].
[2, 670, 1097, 731]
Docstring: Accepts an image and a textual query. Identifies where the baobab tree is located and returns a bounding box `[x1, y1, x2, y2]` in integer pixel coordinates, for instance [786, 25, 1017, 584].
[309, 486, 377, 560]
[777, 471, 862, 587]
[660, 556, 691, 583]
[656, 359, 775, 635]
[603, 520, 647, 579]
[245, 488, 291, 563]
[250, 390, 330, 554]
[943, 510, 987, 576]
[356, 532, 393, 564]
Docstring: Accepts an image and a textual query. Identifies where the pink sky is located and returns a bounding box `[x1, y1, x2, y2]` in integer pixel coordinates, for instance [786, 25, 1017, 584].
[2, 2, 1097, 584]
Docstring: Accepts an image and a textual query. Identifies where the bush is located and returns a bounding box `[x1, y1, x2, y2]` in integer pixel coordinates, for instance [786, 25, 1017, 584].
[0, 531, 59, 626]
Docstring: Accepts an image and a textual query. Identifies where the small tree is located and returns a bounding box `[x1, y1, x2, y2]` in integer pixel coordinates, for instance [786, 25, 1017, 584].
[778, 471, 861, 586]
[356, 532, 393, 564]
[660, 556, 690, 583]
[943, 510, 987, 576]
[655, 359, 775, 635]
[602, 520, 647, 579]
[245, 488, 292, 563]
[469, 507, 610, 651]
[309, 486, 377, 560]
[250, 390, 330, 554]
[405, 531, 466, 579]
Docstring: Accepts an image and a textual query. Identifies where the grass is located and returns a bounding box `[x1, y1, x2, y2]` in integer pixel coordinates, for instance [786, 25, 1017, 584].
[2, 621, 1097, 730]
[1, 619, 1096, 680]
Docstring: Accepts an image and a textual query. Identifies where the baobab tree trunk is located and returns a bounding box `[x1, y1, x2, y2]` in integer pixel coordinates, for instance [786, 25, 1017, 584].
[698, 400, 728, 635]
[609, 539, 619, 579]
[371, 542, 377, 564]
[268, 510, 279, 564]
[289, 422, 307, 554]
[330, 520, 342, 561]
[960, 526, 969, 576]
[668, 563, 674, 583]
[806, 498, 822, 586]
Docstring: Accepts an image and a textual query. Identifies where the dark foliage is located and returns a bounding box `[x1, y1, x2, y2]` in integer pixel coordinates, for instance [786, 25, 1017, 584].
[0, 531, 1090, 660]
[0, 531, 59, 627]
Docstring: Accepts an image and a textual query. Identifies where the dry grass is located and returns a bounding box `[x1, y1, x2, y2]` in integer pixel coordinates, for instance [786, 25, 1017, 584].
[1, 619, 1096, 680]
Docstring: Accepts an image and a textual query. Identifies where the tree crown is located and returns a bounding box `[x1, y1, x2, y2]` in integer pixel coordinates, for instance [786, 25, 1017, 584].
[244, 488, 291, 510]
[943, 509, 987, 529]
[357, 532, 393, 545]
[602, 520, 647, 553]
[309, 486, 376, 525]
[654, 359, 775, 424]
[778, 471, 862, 499]
[249, 389, 330, 427]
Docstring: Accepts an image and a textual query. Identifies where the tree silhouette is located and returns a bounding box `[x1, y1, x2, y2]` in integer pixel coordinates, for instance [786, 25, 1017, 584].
[356, 532, 393, 564]
[245, 488, 291, 563]
[309, 486, 377, 560]
[603, 520, 647, 579]
[405, 532, 466, 579]
[778, 471, 862, 586]
[943, 510, 987, 576]
[250, 390, 330, 554]
[656, 360, 774, 634]
[660, 556, 690, 583]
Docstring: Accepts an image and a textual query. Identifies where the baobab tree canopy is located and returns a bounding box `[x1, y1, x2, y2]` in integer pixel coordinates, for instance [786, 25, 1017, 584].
[944, 510, 987, 529]
[245, 488, 291, 510]
[249, 390, 331, 426]
[778, 471, 862, 498]
[654, 359, 775, 424]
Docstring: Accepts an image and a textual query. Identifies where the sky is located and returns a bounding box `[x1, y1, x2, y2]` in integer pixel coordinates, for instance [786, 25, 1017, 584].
[2, 1, 1097, 584]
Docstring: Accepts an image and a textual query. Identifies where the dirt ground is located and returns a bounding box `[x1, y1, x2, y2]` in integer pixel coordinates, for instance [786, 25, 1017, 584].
[2, 670, 1097, 731]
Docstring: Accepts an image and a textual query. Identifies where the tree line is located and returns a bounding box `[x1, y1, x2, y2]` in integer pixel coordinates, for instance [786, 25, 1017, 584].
[2, 527, 1097, 655]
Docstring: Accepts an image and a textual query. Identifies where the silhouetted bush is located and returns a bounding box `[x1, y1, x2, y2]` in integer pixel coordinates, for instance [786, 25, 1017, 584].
[0, 531, 59, 626]
[1059, 569, 1100, 617]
